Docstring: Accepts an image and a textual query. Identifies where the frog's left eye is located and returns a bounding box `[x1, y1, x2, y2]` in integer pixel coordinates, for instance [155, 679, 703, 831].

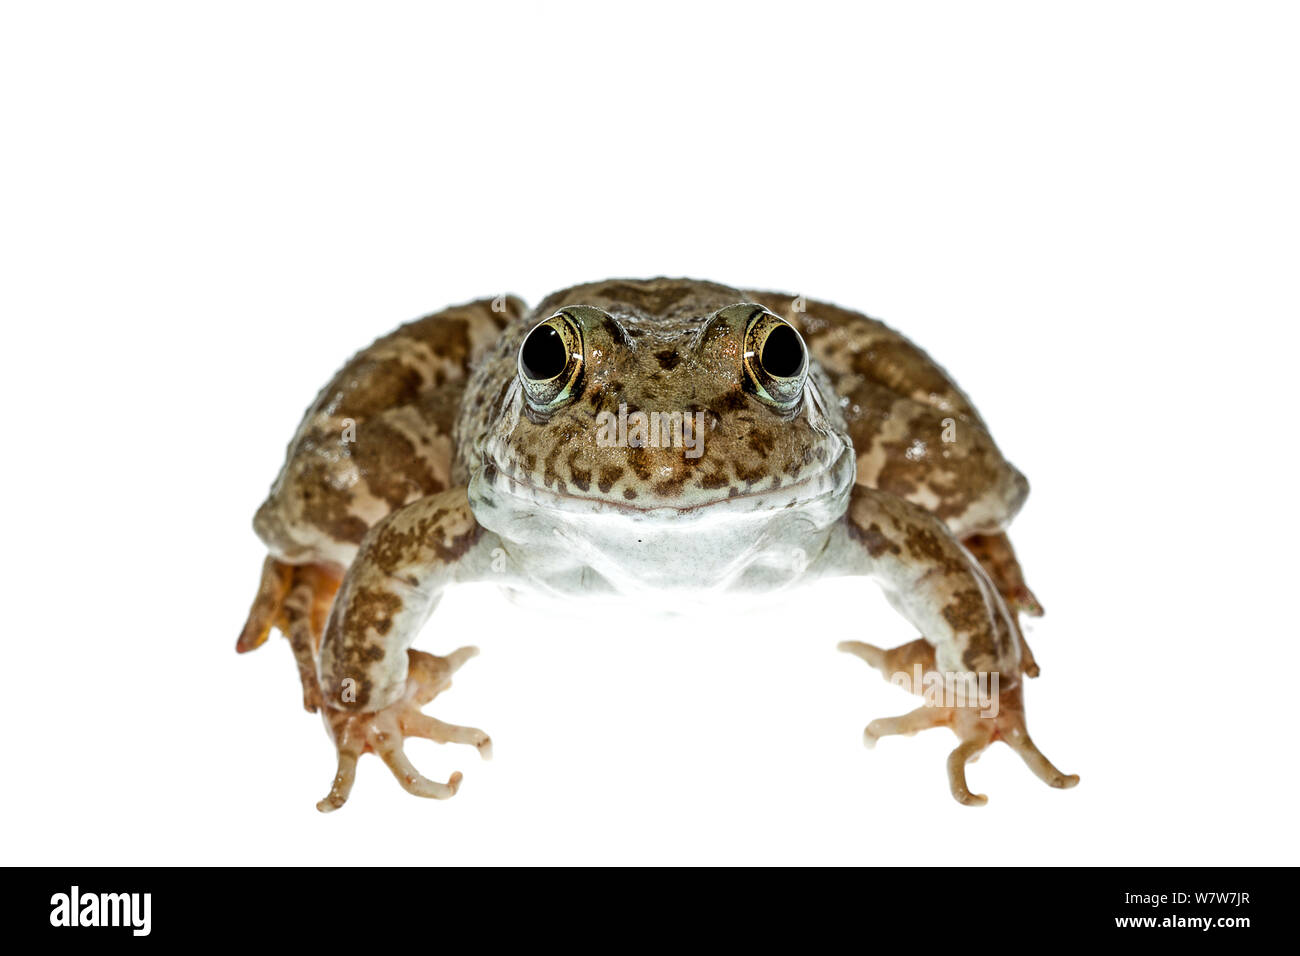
[518, 311, 584, 410]
[743, 308, 808, 408]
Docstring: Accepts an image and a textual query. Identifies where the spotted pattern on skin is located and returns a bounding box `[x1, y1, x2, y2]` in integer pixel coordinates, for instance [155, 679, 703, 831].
[253, 296, 527, 566]
[745, 290, 1029, 538]
[848, 520, 902, 560]
[325, 584, 400, 708]
[317, 490, 484, 710]
[364, 506, 480, 578]
[903, 523, 970, 576]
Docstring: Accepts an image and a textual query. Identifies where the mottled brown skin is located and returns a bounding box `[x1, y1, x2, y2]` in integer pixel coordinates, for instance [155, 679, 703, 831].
[462, 289, 847, 513]
[317, 488, 486, 712]
[240, 277, 1073, 809]
[749, 291, 1029, 533]
[252, 296, 526, 566]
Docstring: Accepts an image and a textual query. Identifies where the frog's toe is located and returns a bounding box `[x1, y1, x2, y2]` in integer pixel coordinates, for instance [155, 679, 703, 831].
[401, 713, 493, 760]
[442, 645, 480, 671]
[317, 751, 359, 813]
[947, 738, 992, 806]
[1018, 633, 1041, 678]
[863, 705, 952, 748]
[1000, 724, 1080, 789]
[837, 640, 888, 672]
[1011, 585, 1044, 618]
[405, 645, 480, 706]
[376, 743, 463, 800]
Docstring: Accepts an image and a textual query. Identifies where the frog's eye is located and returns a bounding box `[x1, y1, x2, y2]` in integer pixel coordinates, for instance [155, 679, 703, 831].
[518, 311, 584, 410]
[743, 308, 808, 408]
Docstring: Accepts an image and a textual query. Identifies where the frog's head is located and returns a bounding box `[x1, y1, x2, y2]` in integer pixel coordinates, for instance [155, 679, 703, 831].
[472, 296, 854, 524]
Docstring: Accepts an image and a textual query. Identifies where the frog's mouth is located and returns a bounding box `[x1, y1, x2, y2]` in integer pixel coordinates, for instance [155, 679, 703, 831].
[475, 442, 856, 520]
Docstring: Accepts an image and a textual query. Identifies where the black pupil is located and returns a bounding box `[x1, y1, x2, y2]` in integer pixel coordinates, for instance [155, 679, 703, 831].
[520, 324, 569, 381]
[761, 324, 804, 378]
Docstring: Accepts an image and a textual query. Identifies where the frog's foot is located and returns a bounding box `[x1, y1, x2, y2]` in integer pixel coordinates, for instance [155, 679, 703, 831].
[316, 647, 491, 813]
[962, 532, 1044, 617]
[237, 557, 342, 712]
[839, 642, 1078, 806]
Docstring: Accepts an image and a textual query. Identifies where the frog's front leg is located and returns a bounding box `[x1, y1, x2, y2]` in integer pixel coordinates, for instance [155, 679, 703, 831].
[314, 487, 497, 812]
[825, 485, 1078, 805]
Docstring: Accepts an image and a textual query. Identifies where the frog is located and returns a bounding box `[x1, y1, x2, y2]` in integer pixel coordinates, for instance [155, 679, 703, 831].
[238, 277, 1077, 810]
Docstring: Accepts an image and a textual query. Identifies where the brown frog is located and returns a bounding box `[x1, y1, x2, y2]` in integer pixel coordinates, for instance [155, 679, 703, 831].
[239, 278, 1076, 810]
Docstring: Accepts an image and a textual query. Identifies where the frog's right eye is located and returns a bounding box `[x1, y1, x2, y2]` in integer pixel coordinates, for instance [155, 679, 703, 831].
[518, 311, 584, 410]
[742, 308, 808, 409]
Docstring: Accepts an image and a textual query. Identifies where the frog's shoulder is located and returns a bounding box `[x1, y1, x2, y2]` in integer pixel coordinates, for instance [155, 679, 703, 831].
[306, 295, 526, 422]
[746, 289, 1030, 537]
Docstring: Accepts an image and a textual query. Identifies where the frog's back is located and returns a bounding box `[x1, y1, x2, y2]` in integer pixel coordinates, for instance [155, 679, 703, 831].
[252, 295, 526, 567]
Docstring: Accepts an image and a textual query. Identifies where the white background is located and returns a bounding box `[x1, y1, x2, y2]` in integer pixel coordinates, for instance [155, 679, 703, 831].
[3, 1, 1297, 865]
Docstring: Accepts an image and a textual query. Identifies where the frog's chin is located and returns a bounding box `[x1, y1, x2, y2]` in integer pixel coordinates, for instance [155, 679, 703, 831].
[468, 447, 855, 593]
[471, 445, 856, 522]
